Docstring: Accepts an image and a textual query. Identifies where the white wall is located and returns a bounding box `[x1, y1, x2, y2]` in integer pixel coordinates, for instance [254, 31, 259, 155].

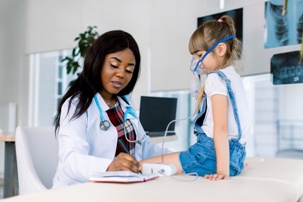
[279, 84, 303, 120]
[0, 0, 27, 178]
[0, 0, 26, 108]
[25, 0, 153, 110]
[1, 0, 302, 127]
[24, 0, 303, 90]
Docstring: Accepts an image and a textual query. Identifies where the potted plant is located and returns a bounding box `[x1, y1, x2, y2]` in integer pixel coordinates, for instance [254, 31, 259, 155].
[61, 26, 99, 76]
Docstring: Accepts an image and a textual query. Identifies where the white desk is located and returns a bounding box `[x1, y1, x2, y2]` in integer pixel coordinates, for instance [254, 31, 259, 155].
[2, 158, 303, 202]
[0, 177, 299, 202]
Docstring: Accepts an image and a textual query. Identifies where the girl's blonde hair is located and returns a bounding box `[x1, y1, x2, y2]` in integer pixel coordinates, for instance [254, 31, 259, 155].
[189, 15, 242, 112]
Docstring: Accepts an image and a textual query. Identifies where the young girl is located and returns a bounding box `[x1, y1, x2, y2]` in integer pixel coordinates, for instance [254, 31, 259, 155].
[140, 15, 250, 180]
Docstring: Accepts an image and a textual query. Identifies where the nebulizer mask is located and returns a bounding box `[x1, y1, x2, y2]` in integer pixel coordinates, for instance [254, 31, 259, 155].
[190, 57, 205, 97]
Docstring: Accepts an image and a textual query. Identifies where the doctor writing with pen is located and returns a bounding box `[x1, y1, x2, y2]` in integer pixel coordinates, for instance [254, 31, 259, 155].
[52, 30, 170, 188]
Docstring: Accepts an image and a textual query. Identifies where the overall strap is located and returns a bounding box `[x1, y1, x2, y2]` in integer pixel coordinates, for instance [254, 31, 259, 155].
[210, 70, 242, 141]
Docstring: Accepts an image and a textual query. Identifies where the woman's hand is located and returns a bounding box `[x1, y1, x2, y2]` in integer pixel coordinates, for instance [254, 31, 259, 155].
[204, 172, 229, 181]
[107, 153, 140, 173]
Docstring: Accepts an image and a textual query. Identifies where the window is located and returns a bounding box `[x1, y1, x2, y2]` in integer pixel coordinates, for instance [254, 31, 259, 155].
[29, 50, 78, 126]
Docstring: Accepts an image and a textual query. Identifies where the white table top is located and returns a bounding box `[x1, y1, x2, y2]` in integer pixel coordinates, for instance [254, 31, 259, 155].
[2, 157, 303, 202]
[0, 176, 297, 202]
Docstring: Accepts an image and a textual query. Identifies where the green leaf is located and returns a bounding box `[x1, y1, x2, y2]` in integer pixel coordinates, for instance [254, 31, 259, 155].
[72, 48, 77, 57]
[66, 63, 72, 74]
[61, 56, 71, 63]
[72, 62, 80, 74]
[63, 26, 99, 76]
[61, 57, 68, 62]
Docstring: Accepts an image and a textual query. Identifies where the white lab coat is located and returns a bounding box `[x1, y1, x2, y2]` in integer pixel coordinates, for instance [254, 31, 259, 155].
[52, 93, 170, 188]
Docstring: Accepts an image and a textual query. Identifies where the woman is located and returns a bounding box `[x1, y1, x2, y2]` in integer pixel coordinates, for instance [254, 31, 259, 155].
[52, 30, 170, 188]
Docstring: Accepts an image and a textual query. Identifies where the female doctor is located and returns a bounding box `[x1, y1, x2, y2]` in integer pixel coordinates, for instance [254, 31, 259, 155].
[52, 30, 170, 188]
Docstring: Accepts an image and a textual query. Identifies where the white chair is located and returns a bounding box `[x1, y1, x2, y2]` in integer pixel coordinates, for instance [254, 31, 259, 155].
[15, 126, 58, 195]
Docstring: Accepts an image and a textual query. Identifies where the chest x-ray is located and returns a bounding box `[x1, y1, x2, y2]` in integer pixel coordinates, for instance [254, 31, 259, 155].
[264, 0, 303, 48]
[271, 51, 303, 85]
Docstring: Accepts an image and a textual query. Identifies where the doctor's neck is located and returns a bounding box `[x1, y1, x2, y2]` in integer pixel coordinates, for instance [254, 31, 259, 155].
[99, 92, 117, 106]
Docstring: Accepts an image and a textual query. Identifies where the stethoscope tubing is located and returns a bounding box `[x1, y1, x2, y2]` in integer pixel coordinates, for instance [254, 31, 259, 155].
[93, 94, 141, 145]
[93, 95, 111, 131]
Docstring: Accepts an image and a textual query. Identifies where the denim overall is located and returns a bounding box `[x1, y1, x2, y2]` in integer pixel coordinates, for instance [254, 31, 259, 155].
[179, 71, 246, 176]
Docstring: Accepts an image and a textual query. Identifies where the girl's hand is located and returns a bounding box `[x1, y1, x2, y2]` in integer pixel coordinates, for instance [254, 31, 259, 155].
[204, 172, 229, 181]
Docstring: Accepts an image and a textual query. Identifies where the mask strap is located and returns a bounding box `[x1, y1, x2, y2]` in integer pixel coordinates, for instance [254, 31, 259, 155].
[194, 35, 236, 72]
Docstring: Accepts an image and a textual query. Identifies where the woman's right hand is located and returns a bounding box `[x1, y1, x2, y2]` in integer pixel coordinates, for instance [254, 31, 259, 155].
[107, 153, 140, 173]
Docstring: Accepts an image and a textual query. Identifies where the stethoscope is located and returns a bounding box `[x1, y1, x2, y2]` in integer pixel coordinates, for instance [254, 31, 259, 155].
[93, 94, 142, 145]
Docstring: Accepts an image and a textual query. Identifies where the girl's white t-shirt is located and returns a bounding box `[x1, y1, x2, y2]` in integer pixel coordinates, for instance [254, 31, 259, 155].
[202, 66, 251, 144]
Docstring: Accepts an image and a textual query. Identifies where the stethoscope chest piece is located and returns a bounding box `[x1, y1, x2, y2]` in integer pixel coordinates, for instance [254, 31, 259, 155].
[94, 94, 141, 144]
[100, 120, 111, 131]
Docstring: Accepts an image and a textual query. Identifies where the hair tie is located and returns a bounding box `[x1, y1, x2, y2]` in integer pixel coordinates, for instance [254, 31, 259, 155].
[218, 19, 223, 22]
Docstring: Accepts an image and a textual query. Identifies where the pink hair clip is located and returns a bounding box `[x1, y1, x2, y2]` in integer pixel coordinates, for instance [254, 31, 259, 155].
[218, 19, 224, 22]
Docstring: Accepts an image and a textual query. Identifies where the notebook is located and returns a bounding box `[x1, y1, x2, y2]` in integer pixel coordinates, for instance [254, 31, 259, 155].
[139, 96, 177, 137]
[89, 171, 158, 183]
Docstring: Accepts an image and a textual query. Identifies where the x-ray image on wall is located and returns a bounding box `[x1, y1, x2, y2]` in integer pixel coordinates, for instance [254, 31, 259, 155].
[264, 0, 303, 48]
[271, 51, 303, 85]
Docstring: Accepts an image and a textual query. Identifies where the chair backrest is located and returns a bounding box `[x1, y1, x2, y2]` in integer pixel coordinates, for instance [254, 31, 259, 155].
[15, 126, 58, 195]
